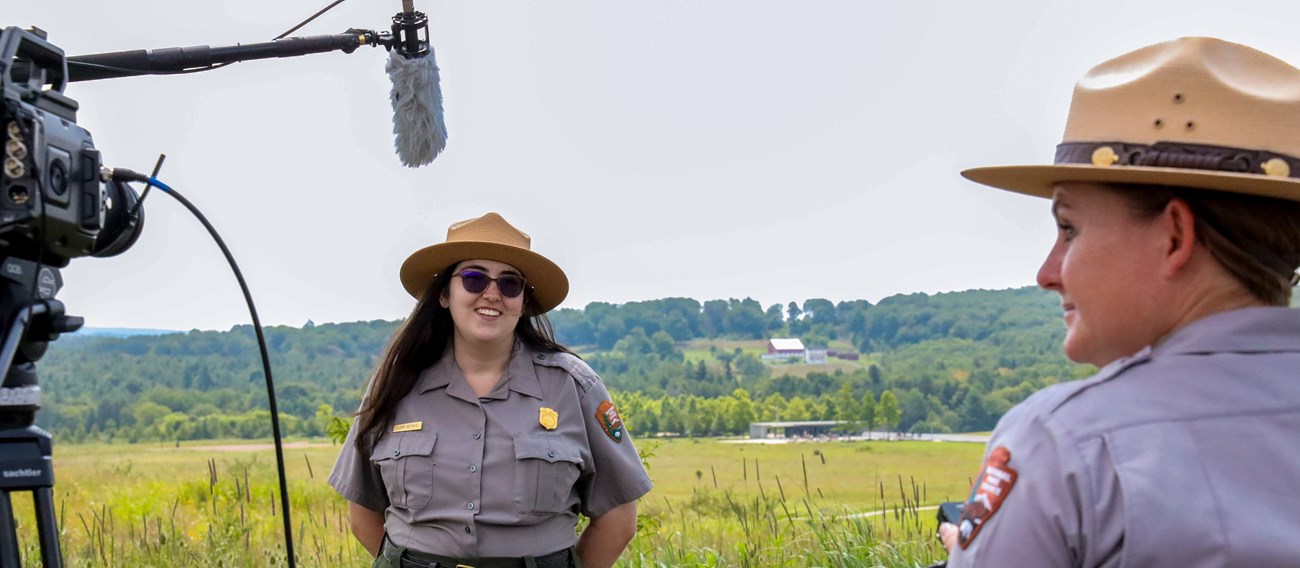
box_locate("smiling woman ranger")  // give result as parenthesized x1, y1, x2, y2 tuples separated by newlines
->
(329, 212, 652, 568)
(939, 38, 1300, 566)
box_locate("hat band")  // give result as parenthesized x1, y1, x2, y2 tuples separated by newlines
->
(1056, 141, 1300, 179)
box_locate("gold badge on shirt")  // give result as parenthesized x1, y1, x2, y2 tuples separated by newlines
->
(539, 407, 558, 430)
(392, 421, 423, 433)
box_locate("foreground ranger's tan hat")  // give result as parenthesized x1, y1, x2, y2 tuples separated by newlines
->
(963, 37, 1300, 202)
(400, 212, 569, 313)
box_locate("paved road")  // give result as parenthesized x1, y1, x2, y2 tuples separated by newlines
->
(791, 504, 941, 522)
(726, 431, 990, 444)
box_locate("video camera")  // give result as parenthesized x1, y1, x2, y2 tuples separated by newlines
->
(0, 25, 145, 433)
(0, 26, 143, 269)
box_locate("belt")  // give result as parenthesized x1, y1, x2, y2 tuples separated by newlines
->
(381, 535, 577, 568)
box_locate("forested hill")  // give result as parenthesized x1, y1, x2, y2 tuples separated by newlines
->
(33, 286, 1091, 442)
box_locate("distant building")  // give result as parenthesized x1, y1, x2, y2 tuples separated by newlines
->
(762, 338, 805, 360)
(804, 348, 828, 364)
(749, 420, 846, 439)
(767, 338, 804, 355)
(761, 338, 830, 364)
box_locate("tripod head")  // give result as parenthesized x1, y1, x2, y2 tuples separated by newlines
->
(0, 257, 80, 431)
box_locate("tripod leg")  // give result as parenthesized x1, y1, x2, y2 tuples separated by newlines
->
(32, 487, 61, 568)
(0, 490, 21, 568)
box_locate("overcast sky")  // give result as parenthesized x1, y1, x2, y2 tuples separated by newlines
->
(6, 1, 1300, 331)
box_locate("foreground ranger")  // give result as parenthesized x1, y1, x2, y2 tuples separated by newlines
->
(943, 37, 1300, 567)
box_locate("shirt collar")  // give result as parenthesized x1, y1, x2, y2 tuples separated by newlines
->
(415, 339, 544, 401)
(1073, 307, 1300, 386)
(1151, 306, 1300, 357)
(415, 342, 457, 394)
(504, 342, 544, 400)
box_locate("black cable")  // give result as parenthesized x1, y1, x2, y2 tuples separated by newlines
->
(113, 169, 297, 567)
(275, 0, 351, 39)
(65, 60, 225, 77)
(126, 155, 166, 220)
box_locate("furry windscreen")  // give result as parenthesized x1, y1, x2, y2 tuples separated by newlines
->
(387, 48, 448, 167)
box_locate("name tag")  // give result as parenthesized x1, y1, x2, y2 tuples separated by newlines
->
(393, 421, 423, 433)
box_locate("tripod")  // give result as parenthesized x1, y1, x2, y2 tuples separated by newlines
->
(0, 259, 82, 568)
(0, 424, 59, 568)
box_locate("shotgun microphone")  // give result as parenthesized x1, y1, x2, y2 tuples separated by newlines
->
(387, 1, 448, 167)
(51, 1, 449, 167)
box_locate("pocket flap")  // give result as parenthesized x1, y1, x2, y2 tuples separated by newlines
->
(513, 434, 582, 465)
(370, 432, 437, 463)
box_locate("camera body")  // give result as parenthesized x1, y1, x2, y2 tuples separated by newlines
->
(937, 500, 964, 525)
(0, 26, 140, 268)
(0, 27, 143, 427)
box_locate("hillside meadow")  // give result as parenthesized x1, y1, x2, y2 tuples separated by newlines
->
(8, 436, 985, 567)
(36, 288, 1089, 443)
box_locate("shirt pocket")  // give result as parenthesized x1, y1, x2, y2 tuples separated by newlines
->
(369, 432, 438, 510)
(512, 433, 584, 515)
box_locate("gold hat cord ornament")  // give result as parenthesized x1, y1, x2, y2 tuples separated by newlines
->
(1059, 141, 1300, 177)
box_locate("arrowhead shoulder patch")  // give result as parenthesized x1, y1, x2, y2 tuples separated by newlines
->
(957, 445, 1019, 549)
(595, 400, 625, 443)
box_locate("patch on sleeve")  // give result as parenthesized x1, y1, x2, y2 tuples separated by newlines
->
(594, 400, 625, 443)
(957, 445, 1019, 549)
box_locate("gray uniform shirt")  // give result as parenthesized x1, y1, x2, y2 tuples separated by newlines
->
(949, 307, 1300, 567)
(329, 341, 653, 557)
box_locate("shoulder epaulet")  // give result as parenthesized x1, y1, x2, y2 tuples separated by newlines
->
(1045, 346, 1153, 415)
(533, 351, 600, 392)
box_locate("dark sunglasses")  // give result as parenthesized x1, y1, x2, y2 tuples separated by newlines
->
(452, 270, 528, 298)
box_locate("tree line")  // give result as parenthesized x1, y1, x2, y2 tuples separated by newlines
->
(31, 286, 1088, 442)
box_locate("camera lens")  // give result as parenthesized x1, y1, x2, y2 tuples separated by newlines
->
(91, 179, 144, 258)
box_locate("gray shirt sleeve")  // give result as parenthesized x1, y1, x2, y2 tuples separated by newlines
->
(947, 396, 1087, 568)
(560, 357, 653, 518)
(328, 414, 390, 513)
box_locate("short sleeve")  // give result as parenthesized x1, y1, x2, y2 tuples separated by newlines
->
(328, 415, 390, 513)
(575, 376, 653, 518)
(947, 402, 1085, 568)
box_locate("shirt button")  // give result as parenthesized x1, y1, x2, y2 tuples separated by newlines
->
(393, 450, 400, 456)
(473, 432, 482, 440)
(536, 354, 546, 360)
(547, 450, 556, 459)
(464, 526, 471, 534)
(468, 465, 478, 473)
(467, 502, 475, 510)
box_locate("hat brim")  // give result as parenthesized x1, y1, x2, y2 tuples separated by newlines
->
(399, 242, 569, 314)
(962, 164, 1300, 202)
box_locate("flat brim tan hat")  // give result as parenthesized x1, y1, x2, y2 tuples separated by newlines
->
(399, 212, 569, 313)
(963, 37, 1300, 202)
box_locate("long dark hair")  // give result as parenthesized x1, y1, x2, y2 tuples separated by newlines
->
(353, 262, 571, 455)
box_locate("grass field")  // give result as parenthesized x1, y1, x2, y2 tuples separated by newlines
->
(8, 436, 985, 567)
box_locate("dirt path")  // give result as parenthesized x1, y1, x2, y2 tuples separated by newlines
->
(182, 441, 334, 452)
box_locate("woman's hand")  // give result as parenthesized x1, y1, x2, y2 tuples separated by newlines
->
(576, 501, 638, 568)
(938, 522, 959, 553)
(348, 501, 386, 557)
